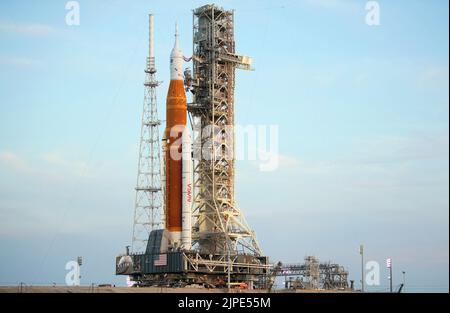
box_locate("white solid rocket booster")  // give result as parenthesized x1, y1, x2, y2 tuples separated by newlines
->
(161, 139, 167, 229)
(181, 129, 192, 249)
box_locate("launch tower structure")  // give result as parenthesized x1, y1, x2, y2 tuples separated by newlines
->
(118, 7, 269, 289)
(187, 4, 262, 260)
(131, 14, 163, 253)
(117, 5, 351, 290)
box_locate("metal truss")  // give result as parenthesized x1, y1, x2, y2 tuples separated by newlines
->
(273, 256, 350, 290)
(187, 4, 262, 258)
(131, 15, 163, 253)
(183, 252, 270, 274)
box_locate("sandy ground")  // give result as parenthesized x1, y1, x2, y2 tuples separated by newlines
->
(0, 286, 353, 293)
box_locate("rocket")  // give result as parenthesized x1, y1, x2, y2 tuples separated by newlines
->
(162, 24, 192, 249)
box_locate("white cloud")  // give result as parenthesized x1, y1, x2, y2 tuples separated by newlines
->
(0, 150, 92, 180)
(0, 151, 30, 173)
(249, 151, 300, 171)
(0, 20, 58, 37)
(419, 66, 449, 88)
(0, 56, 40, 68)
(41, 152, 89, 177)
(278, 154, 300, 168)
(311, 71, 336, 85)
(302, 0, 360, 11)
(353, 133, 450, 165)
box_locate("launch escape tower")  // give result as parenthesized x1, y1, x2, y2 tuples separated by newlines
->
(131, 14, 163, 253)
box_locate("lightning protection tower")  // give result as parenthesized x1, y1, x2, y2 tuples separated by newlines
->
(131, 14, 163, 253)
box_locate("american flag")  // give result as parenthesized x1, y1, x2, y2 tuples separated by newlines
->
(154, 254, 167, 267)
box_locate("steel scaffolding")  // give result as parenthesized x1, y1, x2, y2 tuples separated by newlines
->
(187, 4, 261, 259)
(272, 256, 350, 290)
(131, 14, 163, 253)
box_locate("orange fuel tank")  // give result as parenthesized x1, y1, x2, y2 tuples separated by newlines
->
(164, 25, 186, 244)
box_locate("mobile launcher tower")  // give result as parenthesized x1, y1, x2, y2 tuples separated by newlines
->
(116, 5, 270, 289)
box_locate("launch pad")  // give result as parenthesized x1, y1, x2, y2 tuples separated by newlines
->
(117, 229, 269, 289)
(117, 251, 268, 289)
(117, 4, 270, 289)
(116, 4, 350, 291)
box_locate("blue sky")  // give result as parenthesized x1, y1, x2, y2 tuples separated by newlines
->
(0, 0, 448, 292)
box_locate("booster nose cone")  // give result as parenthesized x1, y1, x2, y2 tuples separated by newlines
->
(170, 23, 184, 80)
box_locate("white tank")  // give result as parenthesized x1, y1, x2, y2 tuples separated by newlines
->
(161, 139, 167, 228)
(181, 127, 192, 250)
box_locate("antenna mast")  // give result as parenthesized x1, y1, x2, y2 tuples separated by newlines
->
(131, 14, 163, 253)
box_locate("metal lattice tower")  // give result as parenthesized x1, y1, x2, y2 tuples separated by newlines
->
(131, 14, 163, 253)
(188, 4, 261, 257)
(272, 256, 350, 290)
